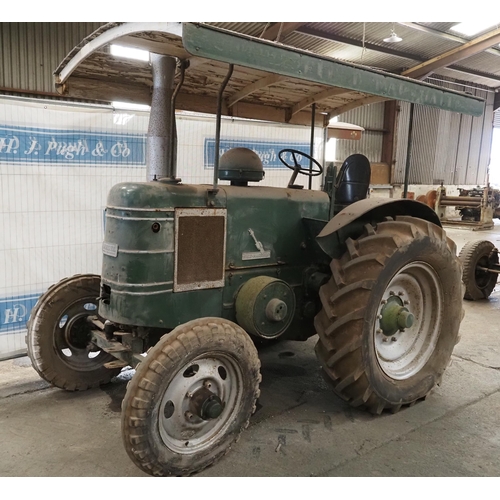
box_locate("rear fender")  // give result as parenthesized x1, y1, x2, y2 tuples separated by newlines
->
(316, 198, 441, 258)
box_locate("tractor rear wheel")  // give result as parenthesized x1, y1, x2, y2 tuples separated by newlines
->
(314, 216, 463, 414)
(27, 274, 121, 390)
(459, 240, 498, 300)
(121, 317, 261, 476)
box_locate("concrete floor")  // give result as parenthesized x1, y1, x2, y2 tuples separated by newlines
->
(1, 225, 500, 477)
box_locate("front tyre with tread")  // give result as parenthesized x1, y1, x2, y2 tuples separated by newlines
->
(121, 317, 261, 477)
(314, 216, 463, 414)
(26, 274, 120, 391)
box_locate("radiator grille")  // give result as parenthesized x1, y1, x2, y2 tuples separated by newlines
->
(174, 208, 226, 292)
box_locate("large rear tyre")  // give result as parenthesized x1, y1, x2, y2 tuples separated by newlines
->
(26, 274, 121, 390)
(121, 318, 261, 476)
(314, 216, 463, 414)
(459, 240, 498, 300)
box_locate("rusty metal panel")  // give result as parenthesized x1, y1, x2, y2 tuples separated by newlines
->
(174, 208, 227, 293)
(0, 22, 104, 94)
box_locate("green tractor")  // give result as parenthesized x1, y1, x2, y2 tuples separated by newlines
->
(26, 23, 483, 476)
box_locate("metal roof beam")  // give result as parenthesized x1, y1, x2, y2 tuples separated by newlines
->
(297, 25, 422, 60)
(402, 27, 500, 80)
(328, 96, 390, 118)
(398, 22, 500, 57)
(288, 87, 349, 119)
(260, 22, 307, 41)
(226, 74, 286, 108)
(296, 25, 500, 85)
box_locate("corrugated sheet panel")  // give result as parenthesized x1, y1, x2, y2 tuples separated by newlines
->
(0, 22, 104, 94)
(394, 82, 494, 185)
(477, 91, 495, 184)
(494, 110, 500, 128)
(335, 102, 385, 163)
(309, 22, 462, 62)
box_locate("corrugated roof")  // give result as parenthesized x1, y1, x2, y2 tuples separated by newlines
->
(205, 22, 500, 90)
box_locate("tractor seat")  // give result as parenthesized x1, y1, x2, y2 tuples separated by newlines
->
(335, 154, 371, 205)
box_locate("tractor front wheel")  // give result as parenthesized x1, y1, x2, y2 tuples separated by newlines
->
(314, 216, 463, 414)
(121, 317, 261, 476)
(26, 274, 121, 390)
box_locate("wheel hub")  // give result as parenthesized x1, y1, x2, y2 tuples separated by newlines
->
(158, 355, 242, 454)
(64, 315, 93, 349)
(190, 386, 224, 420)
(373, 262, 443, 380)
(379, 296, 415, 337)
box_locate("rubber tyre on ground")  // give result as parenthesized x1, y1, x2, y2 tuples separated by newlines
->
(27, 274, 121, 390)
(459, 240, 498, 300)
(121, 317, 261, 477)
(314, 216, 463, 414)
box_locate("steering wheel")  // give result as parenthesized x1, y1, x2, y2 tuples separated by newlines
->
(278, 149, 323, 188)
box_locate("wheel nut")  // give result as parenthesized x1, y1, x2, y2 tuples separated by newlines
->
(404, 300, 410, 305)
(382, 338, 389, 343)
(398, 291, 404, 296)
(389, 291, 395, 296)
(376, 329, 383, 334)
(381, 300, 387, 305)
(185, 411, 194, 420)
(378, 315, 383, 320)
(391, 336, 397, 342)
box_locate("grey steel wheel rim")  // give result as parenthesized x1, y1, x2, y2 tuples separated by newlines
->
(374, 261, 443, 380)
(49, 295, 107, 371)
(159, 352, 243, 454)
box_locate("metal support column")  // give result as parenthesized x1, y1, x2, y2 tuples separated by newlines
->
(403, 103, 415, 198)
(308, 103, 316, 190)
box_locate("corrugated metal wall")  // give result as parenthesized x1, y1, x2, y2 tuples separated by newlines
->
(494, 109, 500, 128)
(394, 81, 494, 185)
(0, 23, 104, 94)
(335, 102, 385, 163)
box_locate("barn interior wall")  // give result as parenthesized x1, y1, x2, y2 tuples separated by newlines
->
(0, 22, 105, 95)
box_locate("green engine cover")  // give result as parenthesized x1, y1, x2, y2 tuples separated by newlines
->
(98, 178, 331, 340)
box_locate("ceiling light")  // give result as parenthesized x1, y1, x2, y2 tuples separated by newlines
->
(383, 29, 402, 43)
(110, 44, 150, 62)
(450, 21, 500, 37)
(112, 101, 150, 112)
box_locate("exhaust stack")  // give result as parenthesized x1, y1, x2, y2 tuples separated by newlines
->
(146, 54, 177, 181)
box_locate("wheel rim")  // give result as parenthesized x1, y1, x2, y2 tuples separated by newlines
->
(159, 352, 243, 454)
(475, 253, 497, 290)
(51, 297, 109, 371)
(374, 262, 443, 380)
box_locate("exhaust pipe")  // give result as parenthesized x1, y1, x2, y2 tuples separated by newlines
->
(146, 54, 177, 181)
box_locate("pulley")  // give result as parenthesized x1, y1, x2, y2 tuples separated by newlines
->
(235, 276, 295, 339)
